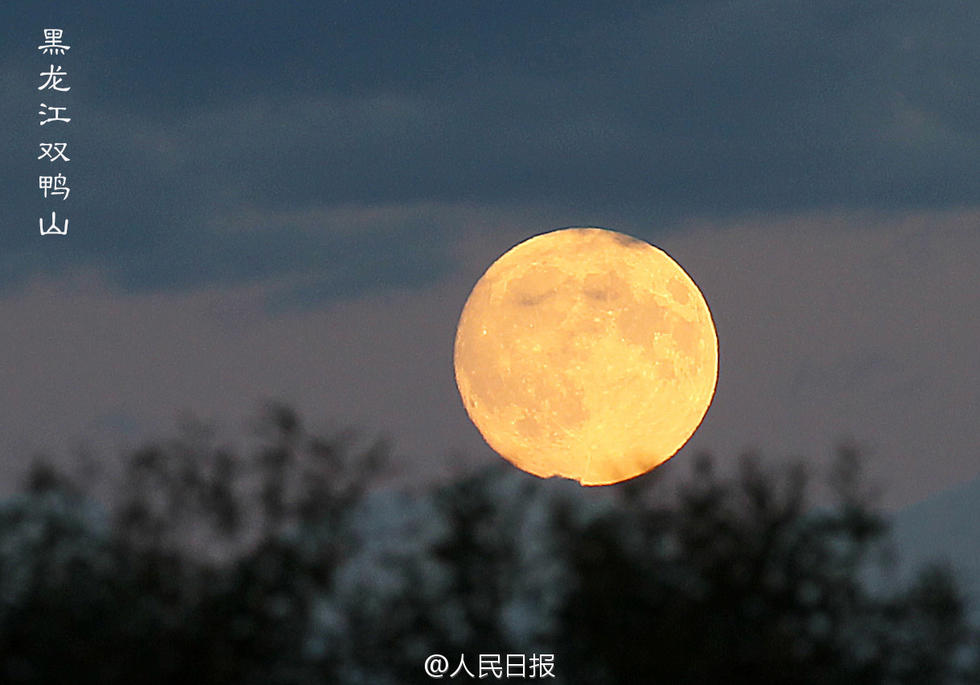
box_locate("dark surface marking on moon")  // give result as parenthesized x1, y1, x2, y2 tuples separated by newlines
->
(609, 232, 647, 249)
(517, 292, 556, 307)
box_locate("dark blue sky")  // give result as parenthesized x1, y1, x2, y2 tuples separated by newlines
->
(3, 0, 976, 299)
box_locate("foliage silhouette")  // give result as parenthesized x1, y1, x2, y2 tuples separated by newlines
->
(0, 407, 976, 684)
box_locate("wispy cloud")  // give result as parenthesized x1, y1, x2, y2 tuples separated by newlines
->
(1, 208, 977, 505)
(2, 1, 977, 295)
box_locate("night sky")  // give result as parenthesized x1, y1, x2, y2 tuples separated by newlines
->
(1, 1, 978, 508)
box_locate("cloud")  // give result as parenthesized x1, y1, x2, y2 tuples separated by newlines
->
(2, 2, 977, 509)
(1, 207, 977, 507)
(2, 0, 977, 295)
(665, 207, 980, 505)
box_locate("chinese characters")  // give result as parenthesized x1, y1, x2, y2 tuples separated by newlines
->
(38, 28, 70, 55)
(37, 28, 72, 236)
(423, 653, 556, 680)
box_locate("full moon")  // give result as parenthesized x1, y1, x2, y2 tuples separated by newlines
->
(453, 227, 718, 485)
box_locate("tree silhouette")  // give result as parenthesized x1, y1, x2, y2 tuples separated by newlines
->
(0, 408, 975, 684)
(554, 450, 978, 684)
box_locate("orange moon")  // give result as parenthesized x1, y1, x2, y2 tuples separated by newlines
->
(453, 227, 718, 485)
